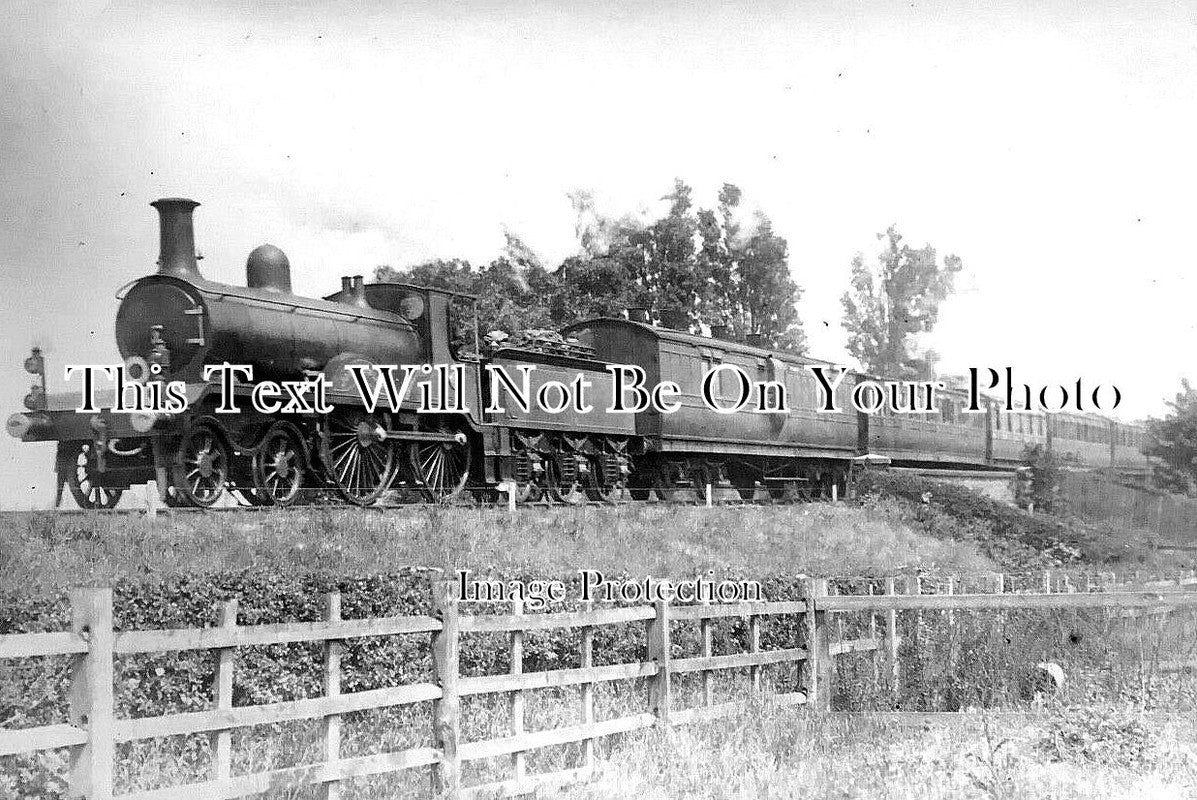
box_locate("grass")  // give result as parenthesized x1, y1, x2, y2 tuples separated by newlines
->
(565, 705, 1197, 800)
(0, 502, 999, 593)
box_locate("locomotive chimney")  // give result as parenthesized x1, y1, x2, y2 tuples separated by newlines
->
(246, 244, 293, 293)
(626, 307, 651, 324)
(335, 275, 371, 308)
(151, 198, 202, 280)
(351, 276, 371, 308)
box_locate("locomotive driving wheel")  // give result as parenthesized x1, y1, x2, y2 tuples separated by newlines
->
(252, 424, 306, 507)
(322, 409, 396, 506)
(60, 441, 123, 510)
(409, 426, 471, 502)
(171, 424, 230, 508)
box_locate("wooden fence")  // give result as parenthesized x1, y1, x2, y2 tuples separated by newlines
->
(2, 574, 1197, 799)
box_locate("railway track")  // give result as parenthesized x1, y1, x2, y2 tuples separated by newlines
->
(3, 486, 834, 516)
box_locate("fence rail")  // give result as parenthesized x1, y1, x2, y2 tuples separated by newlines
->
(2, 573, 1196, 799)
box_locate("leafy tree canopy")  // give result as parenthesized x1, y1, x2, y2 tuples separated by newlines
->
(1146, 380, 1197, 495)
(374, 180, 806, 352)
(841, 226, 962, 380)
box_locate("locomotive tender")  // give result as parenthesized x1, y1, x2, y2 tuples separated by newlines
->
(6, 198, 1153, 508)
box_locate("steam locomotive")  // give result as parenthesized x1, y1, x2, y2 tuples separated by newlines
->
(6, 198, 1153, 509)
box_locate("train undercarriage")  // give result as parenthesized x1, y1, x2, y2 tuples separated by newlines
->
(51, 411, 854, 510)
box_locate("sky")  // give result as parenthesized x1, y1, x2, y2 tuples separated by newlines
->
(1, 0, 1194, 508)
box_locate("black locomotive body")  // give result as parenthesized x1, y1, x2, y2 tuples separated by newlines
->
(6, 198, 1153, 509)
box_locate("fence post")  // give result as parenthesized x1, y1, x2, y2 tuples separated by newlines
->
(212, 599, 238, 783)
(885, 576, 899, 696)
(700, 599, 713, 706)
(803, 578, 831, 712)
(905, 575, 922, 661)
(832, 581, 845, 646)
(1042, 570, 1052, 594)
(431, 580, 461, 799)
(748, 612, 761, 693)
(867, 583, 879, 693)
(580, 600, 595, 772)
(646, 599, 672, 723)
(510, 598, 526, 782)
(68, 588, 114, 800)
(945, 576, 956, 627)
(321, 593, 342, 800)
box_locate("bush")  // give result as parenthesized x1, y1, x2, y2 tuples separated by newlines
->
(852, 469, 1083, 567)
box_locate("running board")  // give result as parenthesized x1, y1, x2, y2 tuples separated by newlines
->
(383, 430, 467, 445)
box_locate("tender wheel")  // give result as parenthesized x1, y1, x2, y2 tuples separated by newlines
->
(410, 426, 471, 502)
(253, 425, 306, 507)
(586, 457, 624, 504)
(171, 425, 230, 508)
(322, 410, 396, 506)
(545, 454, 587, 505)
(628, 469, 653, 501)
(61, 441, 123, 509)
(510, 449, 543, 504)
(628, 462, 668, 501)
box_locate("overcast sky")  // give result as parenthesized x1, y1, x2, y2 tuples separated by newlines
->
(1, 0, 1194, 508)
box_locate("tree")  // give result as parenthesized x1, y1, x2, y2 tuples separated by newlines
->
(1145, 380, 1197, 495)
(566, 180, 805, 351)
(374, 227, 563, 338)
(473, 257, 555, 336)
(735, 213, 805, 352)
(1017, 443, 1066, 514)
(376, 180, 807, 350)
(551, 254, 635, 323)
(697, 184, 740, 334)
(375, 258, 474, 293)
(637, 180, 702, 330)
(841, 226, 962, 379)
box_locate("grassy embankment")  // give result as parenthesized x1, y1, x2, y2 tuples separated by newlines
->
(2, 491, 1196, 798)
(0, 500, 1000, 593)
